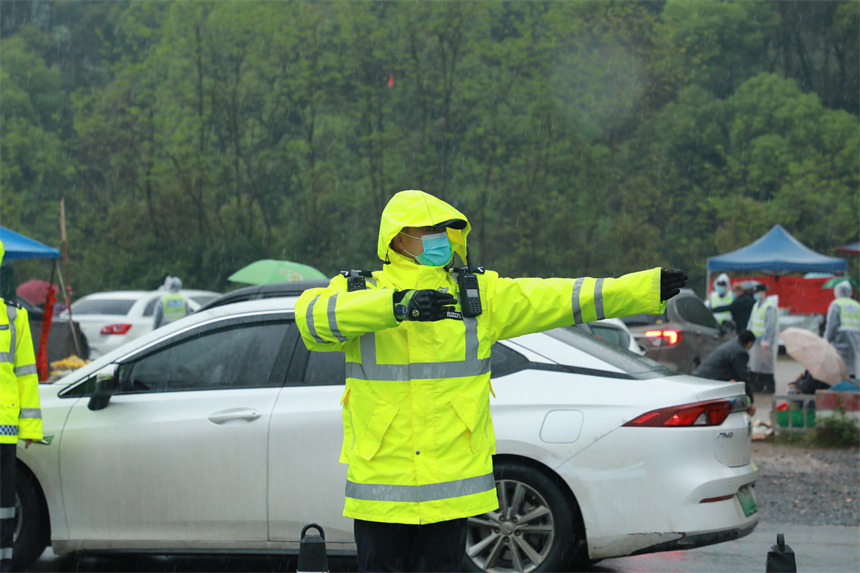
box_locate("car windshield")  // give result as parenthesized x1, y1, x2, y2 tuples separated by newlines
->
(548, 326, 677, 379)
(71, 298, 136, 316)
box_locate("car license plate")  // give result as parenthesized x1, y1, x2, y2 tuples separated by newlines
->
(737, 485, 758, 517)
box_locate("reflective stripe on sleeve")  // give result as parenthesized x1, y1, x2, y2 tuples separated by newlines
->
(347, 317, 489, 381)
(571, 278, 584, 324)
(0, 507, 15, 519)
(15, 364, 37, 377)
(5, 306, 16, 356)
(345, 472, 495, 503)
(19, 408, 41, 419)
(305, 295, 327, 344)
(0, 547, 13, 559)
(326, 295, 347, 342)
(0, 352, 12, 364)
(594, 278, 605, 320)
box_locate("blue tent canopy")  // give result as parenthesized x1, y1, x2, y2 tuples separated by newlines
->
(0, 227, 60, 261)
(707, 225, 847, 273)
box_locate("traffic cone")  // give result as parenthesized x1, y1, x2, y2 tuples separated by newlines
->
(297, 523, 329, 573)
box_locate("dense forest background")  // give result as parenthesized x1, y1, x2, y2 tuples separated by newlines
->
(1, 0, 858, 297)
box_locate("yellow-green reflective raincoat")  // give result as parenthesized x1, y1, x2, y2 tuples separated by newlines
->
(296, 190, 666, 525)
(0, 241, 43, 445)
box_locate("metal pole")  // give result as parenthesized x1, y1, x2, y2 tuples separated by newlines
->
(60, 199, 81, 356)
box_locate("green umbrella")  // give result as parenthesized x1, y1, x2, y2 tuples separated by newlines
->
(821, 276, 859, 289)
(228, 259, 328, 285)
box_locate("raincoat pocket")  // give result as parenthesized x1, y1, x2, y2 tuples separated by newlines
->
(357, 398, 400, 461)
(451, 393, 483, 453)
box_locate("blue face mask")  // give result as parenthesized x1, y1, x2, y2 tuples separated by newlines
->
(754, 292, 763, 302)
(403, 231, 453, 267)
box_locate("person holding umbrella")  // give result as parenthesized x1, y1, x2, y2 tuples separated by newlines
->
(824, 280, 859, 379)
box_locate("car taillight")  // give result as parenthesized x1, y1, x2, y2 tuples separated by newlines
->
(643, 329, 682, 346)
(623, 399, 741, 427)
(100, 324, 132, 335)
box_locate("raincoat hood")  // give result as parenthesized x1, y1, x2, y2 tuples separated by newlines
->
(715, 273, 730, 287)
(378, 190, 471, 265)
(835, 281, 853, 298)
(0, 240, 4, 268)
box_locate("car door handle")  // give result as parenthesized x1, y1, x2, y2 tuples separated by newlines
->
(208, 408, 262, 424)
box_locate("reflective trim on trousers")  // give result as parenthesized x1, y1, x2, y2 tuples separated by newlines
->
(19, 408, 41, 419)
(0, 547, 12, 560)
(15, 364, 37, 377)
(0, 507, 14, 519)
(346, 317, 489, 381)
(345, 472, 495, 503)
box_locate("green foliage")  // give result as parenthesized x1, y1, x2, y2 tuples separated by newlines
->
(816, 408, 860, 448)
(0, 1, 857, 297)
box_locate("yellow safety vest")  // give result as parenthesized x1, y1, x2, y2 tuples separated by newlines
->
(708, 291, 734, 323)
(749, 298, 777, 338)
(834, 298, 860, 332)
(0, 299, 43, 444)
(161, 293, 188, 324)
(295, 190, 667, 525)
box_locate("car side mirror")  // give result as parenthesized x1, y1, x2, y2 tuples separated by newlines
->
(88, 367, 119, 411)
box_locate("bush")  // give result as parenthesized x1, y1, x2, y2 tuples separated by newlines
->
(815, 408, 860, 448)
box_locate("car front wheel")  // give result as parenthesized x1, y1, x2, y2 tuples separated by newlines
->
(464, 461, 584, 573)
(13, 470, 49, 572)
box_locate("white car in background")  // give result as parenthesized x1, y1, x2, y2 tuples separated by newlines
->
(61, 289, 220, 358)
(16, 297, 758, 573)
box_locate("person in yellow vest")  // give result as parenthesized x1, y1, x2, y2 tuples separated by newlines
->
(747, 283, 779, 394)
(824, 280, 859, 379)
(0, 241, 43, 573)
(295, 190, 688, 572)
(153, 276, 188, 329)
(706, 273, 734, 327)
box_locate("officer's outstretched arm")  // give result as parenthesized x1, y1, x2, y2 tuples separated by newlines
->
(493, 267, 668, 341)
(296, 277, 399, 351)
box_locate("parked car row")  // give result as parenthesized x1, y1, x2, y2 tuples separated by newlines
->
(13, 285, 758, 572)
(61, 289, 221, 358)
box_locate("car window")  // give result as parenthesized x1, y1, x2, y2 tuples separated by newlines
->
(72, 298, 136, 315)
(302, 351, 346, 386)
(490, 342, 530, 378)
(116, 320, 295, 393)
(675, 296, 719, 329)
(588, 324, 630, 350)
(545, 327, 676, 379)
(618, 311, 668, 326)
(189, 294, 219, 307)
(143, 296, 161, 316)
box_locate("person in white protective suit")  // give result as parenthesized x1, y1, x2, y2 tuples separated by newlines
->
(824, 281, 859, 379)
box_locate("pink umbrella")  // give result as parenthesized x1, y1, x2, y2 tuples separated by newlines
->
(16, 279, 57, 307)
(780, 327, 849, 385)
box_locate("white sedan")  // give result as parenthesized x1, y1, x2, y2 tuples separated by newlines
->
(61, 289, 220, 358)
(15, 297, 758, 572)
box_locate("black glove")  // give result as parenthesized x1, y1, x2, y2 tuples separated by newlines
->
(393, 289, 456, 321)
(660, 268, 688, 301)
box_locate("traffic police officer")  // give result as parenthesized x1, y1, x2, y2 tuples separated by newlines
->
(824, 280, 859, 378)
(0, 240, 43, 572)
(747, 283, 779, 393)
(296, 190, 687, 572)
(153, 276, 188, 329)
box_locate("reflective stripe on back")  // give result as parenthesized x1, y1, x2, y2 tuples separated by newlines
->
(345, 472, 495, 503)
